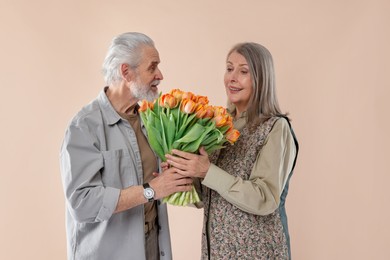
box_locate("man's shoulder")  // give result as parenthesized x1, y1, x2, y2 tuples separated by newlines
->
(70, 98, 103, 129)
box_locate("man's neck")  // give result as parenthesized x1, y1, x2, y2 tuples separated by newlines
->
(106, 82, 138, 115)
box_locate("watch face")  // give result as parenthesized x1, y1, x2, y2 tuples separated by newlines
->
(144, 188, 154, 199)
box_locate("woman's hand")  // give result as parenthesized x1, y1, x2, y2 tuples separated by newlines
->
(165, 147, 211, 178)
(160, 161, 169, 172)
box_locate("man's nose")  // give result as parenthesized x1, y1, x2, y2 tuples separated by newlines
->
(156, 68, 163, 80)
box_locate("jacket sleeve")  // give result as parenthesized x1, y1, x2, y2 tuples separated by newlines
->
(201, 118, 296, 215)
(60, 123, 120, 223)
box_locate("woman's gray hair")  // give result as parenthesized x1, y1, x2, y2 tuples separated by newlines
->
(227, 42, 288, 125)
(102, 32, 155, 85)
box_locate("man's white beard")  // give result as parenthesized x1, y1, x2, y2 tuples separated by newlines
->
(130, 79, 159, 102)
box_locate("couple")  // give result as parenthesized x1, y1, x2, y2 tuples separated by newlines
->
(60, 32, 299, 260)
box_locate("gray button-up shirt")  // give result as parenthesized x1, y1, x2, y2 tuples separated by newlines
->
(60, 87, 172, 260)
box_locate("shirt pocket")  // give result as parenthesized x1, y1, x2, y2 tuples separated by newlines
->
(101, 149, 137, 188)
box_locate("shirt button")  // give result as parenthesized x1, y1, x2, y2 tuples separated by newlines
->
(160, 251, 165, 256)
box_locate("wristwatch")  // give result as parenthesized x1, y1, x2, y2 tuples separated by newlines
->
(143, 183, 155, 202)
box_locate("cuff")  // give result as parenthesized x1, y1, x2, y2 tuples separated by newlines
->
(96, 187, 120, 222)
(201, 164, 235, 195)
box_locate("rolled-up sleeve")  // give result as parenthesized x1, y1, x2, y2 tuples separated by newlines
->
(202, 118, 296, 216)
(60, 123, 120, 223)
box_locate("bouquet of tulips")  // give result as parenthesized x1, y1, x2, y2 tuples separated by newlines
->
(139, 89, 240, 206)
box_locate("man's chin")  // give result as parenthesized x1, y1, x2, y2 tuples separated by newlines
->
(143, 90, 159, 102)
(151, 87, 159, 96)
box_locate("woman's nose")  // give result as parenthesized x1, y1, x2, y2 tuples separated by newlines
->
(228, 70, 238, 82)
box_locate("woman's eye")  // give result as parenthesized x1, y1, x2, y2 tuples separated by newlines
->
(241, 70, 248, 74)
(226, 67, 233, 72)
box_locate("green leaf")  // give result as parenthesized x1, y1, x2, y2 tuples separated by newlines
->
(200, 132, 217, 146)
(162, 187, 200, 206)
(192, 186, 200, 202)
(175, 113, 188, 138)
(197, 118, 212, 126)
(170, 107, 179, 124)
(175, 106, 182, 130)
(154, 96, 161, 117)
(147, 125, 165, 160)
(181, 124, 215, 153)
(205, 144, 226, 154)
(174, 123, 205, 144)
(159, 113, 169, 154)
(166, 113, 176, 150)
(176, 113, 198, 138)
(146, 110, 157, 128)
(218, 124, 231, 134)
(181, 140, 200, 153)
(139, 111, 147, 126)
(201, 128, 224, 146)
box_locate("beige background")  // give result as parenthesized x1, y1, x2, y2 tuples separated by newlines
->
(1, 0, 389, 259)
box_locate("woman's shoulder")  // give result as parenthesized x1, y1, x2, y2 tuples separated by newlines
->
(274, 116, 290, 127)
(266, 117, 293, 138)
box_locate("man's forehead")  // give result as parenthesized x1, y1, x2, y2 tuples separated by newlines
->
(140, 46, 160, 64)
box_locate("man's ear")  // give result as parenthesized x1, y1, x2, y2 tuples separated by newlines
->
(120, 64, 135, 82)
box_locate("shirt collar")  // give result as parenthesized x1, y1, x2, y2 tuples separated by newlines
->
(232, 110, 247, 131)
(98, 87, 122, 126)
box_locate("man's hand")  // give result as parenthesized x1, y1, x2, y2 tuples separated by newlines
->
(149, 167, 193, 200)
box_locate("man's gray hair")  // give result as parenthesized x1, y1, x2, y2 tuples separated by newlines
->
(102, 32, 155, 85)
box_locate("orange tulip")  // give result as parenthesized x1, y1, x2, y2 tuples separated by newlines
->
(195, 95, 209, 105)
(225, 117, 234, 129)
(213, 106, 227, 116)
(169, 89, 184, 101)
(213, 114, 229, 127)
(180, 98, 197, 114)
(226, 128, 240, 144)
(159, 93, 178, 108)
(213, 106, 234, 128)
(194, 104, 205, 118)
(182, 91, 196, 101)
(194, 104, 209, 118)
(203, 105, 214, 119)
(139, 100, 151, 112)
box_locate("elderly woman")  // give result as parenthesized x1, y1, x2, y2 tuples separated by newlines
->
(165, 42, 299, 259)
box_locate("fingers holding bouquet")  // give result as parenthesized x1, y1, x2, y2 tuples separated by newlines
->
(165, 147, 210, 179)
(160, 161, 170, 172)
(150, 167, 193, 200)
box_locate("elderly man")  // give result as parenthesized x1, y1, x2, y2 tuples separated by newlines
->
(60, 32, 192, 260)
